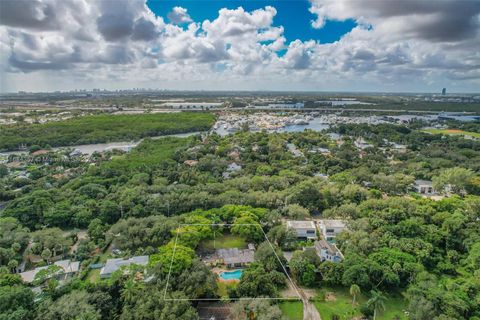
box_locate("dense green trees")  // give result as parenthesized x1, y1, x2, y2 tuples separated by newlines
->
(149, 243, 194, 275)
(0, 112, 215, 151)
(0, 123, 478, 319)
(0, 284, 34, 320)
(267, 225, 297, 250)
(231, 299, 287, 320)
(289, 249, 319, 287)
(120, 289, 197, 320)
(433, 167, 476, 195)
(235, 263, 286, 298)
(0, 218, 29, 268)
(31, 228, 72, 258)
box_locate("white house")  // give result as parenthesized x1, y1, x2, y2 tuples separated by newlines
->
(222, 162, 242, 179)
(413, 180, 436, 194)
(315, 240, 343, 263)
(286, 221, 317, 239)
(318, 220, 346, 242)
(100, 256, 149, 278)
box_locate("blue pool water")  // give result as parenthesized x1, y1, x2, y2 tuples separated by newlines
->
(220, 270, 243, 280)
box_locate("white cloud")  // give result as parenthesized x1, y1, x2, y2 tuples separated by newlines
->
(0, 0, 479, 92)
(167, 7, 192, 25)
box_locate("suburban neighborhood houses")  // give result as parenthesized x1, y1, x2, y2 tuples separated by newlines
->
(285, 219, 347, 263)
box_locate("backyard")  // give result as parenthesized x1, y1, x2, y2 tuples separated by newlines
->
(217, 281, 237, 298)
(313, 287, 408, 320)
(199, 233, 247, 251)
(279, 301, 303, 320)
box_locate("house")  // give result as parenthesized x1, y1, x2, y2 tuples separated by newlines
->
(318, 220, 346, 242)
(286, 143, 304, 157)
(286, 220, 317, 239)
(309, 147, 331, 156)
(19, 259, 80, 284)
(100, 256, 149, 278)
(222, 162, 242, 179)
(315, 240, 343, 263)
(216, 244, 255, 268)
(391, 143, 407, 153)
(354, 138, 373, 150)
(314, 173, 329, 179)
(413, 180, 436, 195)
(197, 302, 232, 320)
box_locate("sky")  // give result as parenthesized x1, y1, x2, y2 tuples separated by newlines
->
(0, 0, 479, 93)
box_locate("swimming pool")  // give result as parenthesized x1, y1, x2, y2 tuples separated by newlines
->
(219, 269, 243, 280)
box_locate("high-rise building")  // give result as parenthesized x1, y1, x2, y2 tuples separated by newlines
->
(442, 88, 446, 95)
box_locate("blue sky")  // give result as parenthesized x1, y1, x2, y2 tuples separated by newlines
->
(1, 0, 479, 92)
(147, 0, 356, 43)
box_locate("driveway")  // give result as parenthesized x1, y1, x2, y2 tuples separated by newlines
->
(299, 287, 321, 320)
(285, 281, 321, 320)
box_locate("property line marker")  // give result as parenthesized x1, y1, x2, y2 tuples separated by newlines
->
(162, 223, 302, 301)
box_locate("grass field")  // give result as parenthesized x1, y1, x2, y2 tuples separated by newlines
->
(200, 233, 247, 251)
(86, 269, 100, 283)
(279, 301, 303, 320)
(422, 128, 480, 139)
(217, 281, 237, 298)
(313, 287, 408, 320)
(0, 112, 215, 151)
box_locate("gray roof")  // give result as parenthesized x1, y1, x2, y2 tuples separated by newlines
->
(315, 240, 341, 256)
(415, 180, 433, 186)
(100, 256, 148, 276)
(287, 220, 316, 229)
(217, 248, 254, 265)
(19, 259, 80, 283)
(319, 219, 346, 229)
(55, 260, 80, 273)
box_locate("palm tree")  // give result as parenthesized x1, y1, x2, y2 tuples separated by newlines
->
(349, 284, 361, 306)
(121, 279, 143, 304)
(367, 290, 387, 320)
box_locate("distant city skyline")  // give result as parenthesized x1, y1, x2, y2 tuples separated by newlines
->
(0, 0, 479, 93)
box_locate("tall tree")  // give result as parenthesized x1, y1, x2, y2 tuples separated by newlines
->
(367, 290, 387, 320)
(350, 284, 361, 306)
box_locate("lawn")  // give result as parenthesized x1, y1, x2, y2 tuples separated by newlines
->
(87, 269, 100, 283)
(200, 233, 247, 251)
(279, 301, 303, 320)
(422, 128, 480, 139)
(217, 281, 237, 298)
(313, 286, 408, 320)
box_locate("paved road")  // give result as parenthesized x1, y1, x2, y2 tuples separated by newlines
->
(286, 281, 321, 320)
(299, 288, 321, 320)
